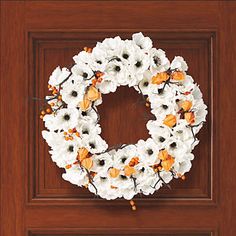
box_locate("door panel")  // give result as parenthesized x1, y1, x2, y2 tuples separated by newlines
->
(29, 32, 213, 205)
(1, 1, 236, 236)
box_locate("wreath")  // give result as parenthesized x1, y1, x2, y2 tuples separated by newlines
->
(41, 33, 207, 208)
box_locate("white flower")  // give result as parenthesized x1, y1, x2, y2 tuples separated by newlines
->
(55, 108, 80, 131)
(105, 60, 128, 86)
(149, 48, 170, 74)
(98, 36, 123, 57)
(60, 80, 85, 108)
(49, 139, 81, 167)
(137, 138, 160, 165)
(90, 153, 113, 173)
(164, 137, 188, 159)
(62, 166, 89, 187)
(71, 63, 94, 84)
(132, 32, 152, 51)
(82, 135, 108, 154)
(43, 114, 59, 131)
(146, 120, 171, 148)
(90, 47, 108, 71)
(150, 98, 176, 119)
(136, 70, 153, 95)
(77, 120, 101, 137)
(48, 66, 70, 87)
(173, 159, 192, 175)
(96, 76, 118, 94)
(73, 50, 93, 65)
(129, 50, 149, 78)
(113, 145, 137, 169)
(170, 56, 188, 71)
(79, 107, 98, 123)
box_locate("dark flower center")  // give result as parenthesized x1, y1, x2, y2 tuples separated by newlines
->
(71, 91, 78, 97)
(147, 149, 153, 155)
(100, 176, 107, 180)
(170, 142, 177, 148)
(98, 160, 105, 166)
(64, 114, 70, 121)
(158, 88, 164, 94)
(121, 157, 127, 163)
(82, 72, 88, 78)
(135, 61, 142, 68)
(122, 53, 129, 59)
(143, 81, 149, 87)
(96, 60, 102, 64)
(89, 142, 96, 149)
(159, 137, 165, 142)
(140, 167, 145, 172)
(82, 129, 89, 134)
(162, 104, 168, 110)
(68, 145, 74, 152)
(114, 66, 121, 72)
(120, 175, 127, 180)
(81, 111, 87, 116)
(153, 56, 161, 66)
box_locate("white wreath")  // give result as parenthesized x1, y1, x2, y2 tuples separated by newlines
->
(41, 33, 207, 200)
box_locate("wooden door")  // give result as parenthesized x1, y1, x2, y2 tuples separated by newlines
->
(1, 1, 236, 236)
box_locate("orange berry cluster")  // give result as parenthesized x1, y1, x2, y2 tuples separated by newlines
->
(130, 200, 137, 211)
(40, 108, 51, 119)
(83, 47, 93, 53)
(64, 128, 80, 141)
(92, 71, 104, 86)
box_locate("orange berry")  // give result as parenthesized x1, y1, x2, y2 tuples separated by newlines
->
(65, 137, 70, 141)
(130, 200, 135, 206)
(40, 115, 44, 119)
(58, 95, 62, 100)
(41, 110, 46, 115)
(75, 132, 80, 137)
(145, 103, 150, 107)
(50, 102, 55, 107)
(46, 108, 51, 113)
(65, 164, 72, 169)
(68, 129, 73, 134)
(181, 175, 186, 180)
(132, 205, 137, 211)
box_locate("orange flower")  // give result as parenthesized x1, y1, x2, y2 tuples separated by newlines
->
(87, 85, 101, 101)
(158, 149, 175, 171)
(161, 156, 175, 171)
(77, 147, 89, 162)
(109, 168, 120, 178)
(163, 114, 176, 127)
(158, 149, 169, 161)
(172, 71, 185, 81)
(81, 157, 93, 170)
(124, 165, 136, 177)
(181, 100, 192, 111)
(184, 112, 195, 124)
(151, 72, 169, 85)
(79, 95, 91, 111)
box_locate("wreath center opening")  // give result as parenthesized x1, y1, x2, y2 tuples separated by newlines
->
(98, 86, 152, 147)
